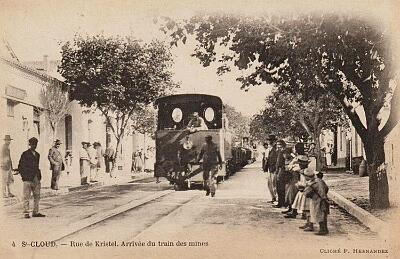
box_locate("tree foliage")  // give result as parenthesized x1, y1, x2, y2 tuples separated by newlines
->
(224, 103, 250, 142)
(130, 105, 156, 138)
(40, 80, 71, 141)
(160, 13, 398, 208)
(251, 90, 348, 169)
(59, 34, 178, 161)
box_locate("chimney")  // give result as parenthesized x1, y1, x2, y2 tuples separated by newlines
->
(43, 55, 49, 72)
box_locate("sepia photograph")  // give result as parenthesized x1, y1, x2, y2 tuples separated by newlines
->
(0, 0, 399, 258)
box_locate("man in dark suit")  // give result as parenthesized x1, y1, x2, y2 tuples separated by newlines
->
(48, 139, 63, 190)
(265, 135, 278, 203)
(273, 139, 287, 208)
(18, 137, 45, 218)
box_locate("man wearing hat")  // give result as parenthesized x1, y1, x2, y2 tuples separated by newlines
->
(274, 139, 288, 208)
(187, 112, 208, 132)
(18, 137, 45, 218)
(79, 141, 91, 185)
(264, 134, 278, 203)
(48, 139, 64, 190)
(2, 135, 15, 198)
(197, 135, 223, 197)
(89, 142, 99, 182)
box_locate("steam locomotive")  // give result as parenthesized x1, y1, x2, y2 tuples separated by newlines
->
(154, 94, 253, 191)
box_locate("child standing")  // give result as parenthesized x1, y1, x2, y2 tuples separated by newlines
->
(306, 171, 330, 235)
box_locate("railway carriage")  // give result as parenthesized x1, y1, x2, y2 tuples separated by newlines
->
(154, 94, 250, 191)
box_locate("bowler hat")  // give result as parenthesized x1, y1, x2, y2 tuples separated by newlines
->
(302, 168, 315, 177)
(266, 134, 277, 140)
(4, 135, 13, 141)
(29, 137, 38, 145)
(205, 135, 212, 139)
(54, 139, 62, 145)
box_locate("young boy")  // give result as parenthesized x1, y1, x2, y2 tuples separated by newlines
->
(306, 171, 330, 235)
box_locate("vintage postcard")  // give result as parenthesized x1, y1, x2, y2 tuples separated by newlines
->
(1, 0, 399, 258)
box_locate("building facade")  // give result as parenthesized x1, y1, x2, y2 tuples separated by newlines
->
(1, 44, 155, 187)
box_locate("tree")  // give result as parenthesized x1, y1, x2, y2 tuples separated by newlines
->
(250, 94, 307, 142)
(224, 103, 250, 142)
(252, 90, 347, 170)
(160, 13, 398, 208)
(40, 80, 71, 141)
(59, 35, 178, 165)
(130, 105, 156, 137)
(249, 113, 270, 142)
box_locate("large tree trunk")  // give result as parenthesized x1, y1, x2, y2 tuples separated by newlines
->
(113, 137, 122, 172)
(313, 132, 323, 171)
(362, 133, 390, 209)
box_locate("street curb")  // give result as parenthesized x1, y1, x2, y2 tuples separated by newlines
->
(328, 190, 386, 233)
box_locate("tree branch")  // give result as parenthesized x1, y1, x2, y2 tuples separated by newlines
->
(337, 97, 368, 138)
(99, 108, 118, 139)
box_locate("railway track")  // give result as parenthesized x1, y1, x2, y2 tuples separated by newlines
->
(53, 189, 202, 242)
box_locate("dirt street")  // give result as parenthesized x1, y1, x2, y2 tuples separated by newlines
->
(1, 162, 395, 259)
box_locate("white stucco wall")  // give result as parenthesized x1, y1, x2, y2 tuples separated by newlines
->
(384, 123, 400, 206)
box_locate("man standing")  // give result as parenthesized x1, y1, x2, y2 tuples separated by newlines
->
(273, 139, 287, 208)
(18, 137, 45, 218)
(2, 135, 15, 198)
(79, 142, 90, 185)
(104, 145, 115, 175)
(265, 134, 278, 203)
(89, 142, 99, 182)
(197, 135, 222, 197)
(48, 139, 63, 190)
(261, 142, 269, 172)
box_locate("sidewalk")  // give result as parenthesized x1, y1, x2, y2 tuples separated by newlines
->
(1, 170, 154, 207)
(324, 169, 398, 232)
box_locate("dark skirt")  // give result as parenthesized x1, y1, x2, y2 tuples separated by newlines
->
(285, 171, 300, 205)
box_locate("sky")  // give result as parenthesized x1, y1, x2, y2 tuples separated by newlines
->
(0, 0, 397, 116)
(0, 0, 277, 116)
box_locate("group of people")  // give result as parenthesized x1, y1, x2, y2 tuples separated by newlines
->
(48, 139, 113, 187)
(1, 135, 120, 219)
(262, 134, 330, 235)
(79, 141, 116, 185)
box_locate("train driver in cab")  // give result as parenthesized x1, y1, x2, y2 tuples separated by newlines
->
(187, 112, 208, 132)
